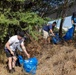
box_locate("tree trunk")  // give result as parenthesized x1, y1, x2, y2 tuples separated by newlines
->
(59, 18, 64, 38)
(59, 0, 68, 38)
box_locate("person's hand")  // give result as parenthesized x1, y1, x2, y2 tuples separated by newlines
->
(10, 51, 14, 55)
(26, 53, 30, 58)
(52, 34, 55, 37)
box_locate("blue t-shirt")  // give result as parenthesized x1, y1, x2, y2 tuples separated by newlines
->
(71, 16, 76, 23)
(43, 24, 52, 32)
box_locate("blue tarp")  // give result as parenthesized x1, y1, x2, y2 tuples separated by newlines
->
(52, 33, 61, 44)
(18, 55, 24, 65)
(18, 55, 38, 75)
(52, 26, 74, 44)
(23, 57, 38, 75)
(63, 26, 74, 41)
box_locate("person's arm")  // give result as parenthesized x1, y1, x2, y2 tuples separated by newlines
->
(50, 29, 55, 36)
(5, 42, 14, 55)
(72, 20, 76, 25)
(49, 25, 55, 36)
(71, 20, 74, 25)
(21, 42, 30, 58)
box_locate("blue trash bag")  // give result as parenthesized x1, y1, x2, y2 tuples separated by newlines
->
(52, 33, 60, 44)
(18, 55, 24, 65)
(63, 26, 74, 41)
(23, 57, 38, 75)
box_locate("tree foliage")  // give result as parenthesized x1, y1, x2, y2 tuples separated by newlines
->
(0, 0, 75, 42)
(0, 0, 51, 42)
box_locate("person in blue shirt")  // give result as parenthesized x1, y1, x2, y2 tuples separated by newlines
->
(71, 12, 76, 36)
(42, 21, 56, 44)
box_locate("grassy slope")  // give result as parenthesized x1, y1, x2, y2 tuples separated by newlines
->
(0, 41, 76, 75)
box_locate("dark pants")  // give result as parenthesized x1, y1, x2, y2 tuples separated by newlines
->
(4, 48, 16, 57)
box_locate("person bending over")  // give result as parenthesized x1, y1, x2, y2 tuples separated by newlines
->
(42, 21, 56, 44)
(4, 31, 30, 73)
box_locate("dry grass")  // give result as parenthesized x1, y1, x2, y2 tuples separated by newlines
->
(0, 41, 76, 75)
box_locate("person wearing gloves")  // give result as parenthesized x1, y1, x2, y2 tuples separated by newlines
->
(42, 21, 56, 44)
(4, 31, 30, 73)
(71, 12, 76, 36)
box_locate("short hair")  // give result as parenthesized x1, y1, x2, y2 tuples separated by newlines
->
(53, 21, 56, 24)
(17, 31, 24, 37)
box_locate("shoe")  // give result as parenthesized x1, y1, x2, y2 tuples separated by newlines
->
(9, 69, 13, 73)
(12, 68, 15, 72)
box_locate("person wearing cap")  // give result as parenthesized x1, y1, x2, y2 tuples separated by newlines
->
(4, 31, 30, 73)
(42, 21, 56, 44)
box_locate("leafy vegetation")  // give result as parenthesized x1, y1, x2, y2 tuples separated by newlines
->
(0, 0, 75, 42)
(0, 0, 51, 42)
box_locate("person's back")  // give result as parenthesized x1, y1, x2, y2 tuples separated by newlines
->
(43, 24, 52, 32)
(43, 25, 49, 32)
